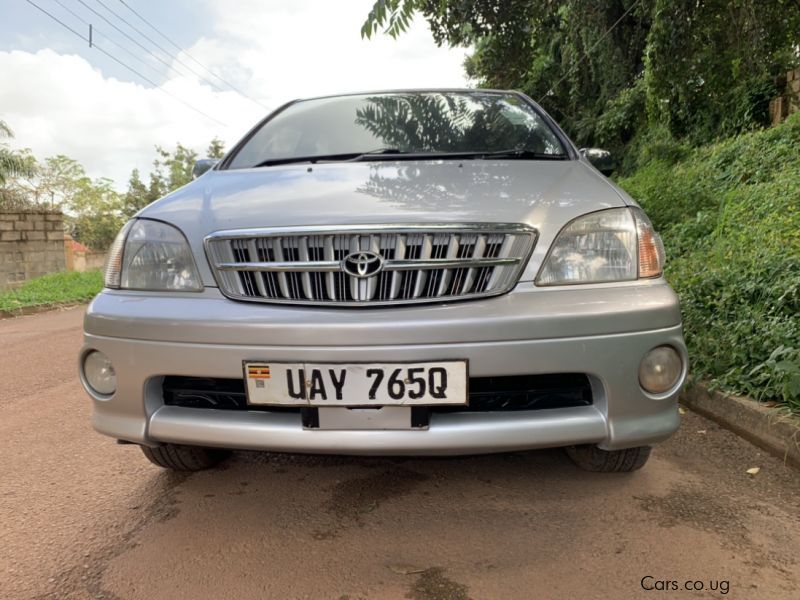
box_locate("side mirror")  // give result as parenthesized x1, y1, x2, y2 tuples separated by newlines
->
(580, 148, 616, 176)
(192, 158, 218, 179)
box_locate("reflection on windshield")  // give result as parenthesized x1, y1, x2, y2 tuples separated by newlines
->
(354, 161, 570, 214)
(354, 94, 563, 155)
(227, 92, 566, 168)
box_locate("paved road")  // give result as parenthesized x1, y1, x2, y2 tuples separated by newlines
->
(1, 306, 799, 600)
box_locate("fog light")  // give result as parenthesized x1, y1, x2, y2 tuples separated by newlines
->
(639, 346, 682, 394)
(83, 350, 117, 395)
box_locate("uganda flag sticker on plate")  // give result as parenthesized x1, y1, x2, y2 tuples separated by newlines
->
(247, 363, 271, 382)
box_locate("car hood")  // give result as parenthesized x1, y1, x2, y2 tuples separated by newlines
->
(140, 159, 630, 285)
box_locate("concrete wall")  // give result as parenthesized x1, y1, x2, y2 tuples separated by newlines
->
(64, 234, 106, 273)
(0, 211, 66, 291)
(77, 252, 106, 272)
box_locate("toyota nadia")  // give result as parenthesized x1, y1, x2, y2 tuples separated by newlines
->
(80, 90, 687, 472)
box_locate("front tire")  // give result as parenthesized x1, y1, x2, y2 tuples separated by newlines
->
(140, 443, 231, 471)
(565, 445, 651, 472)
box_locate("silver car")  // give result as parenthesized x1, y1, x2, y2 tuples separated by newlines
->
(79, 90, 687, 472)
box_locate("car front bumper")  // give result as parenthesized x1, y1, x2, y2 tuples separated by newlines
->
(81, 281, 687, 455)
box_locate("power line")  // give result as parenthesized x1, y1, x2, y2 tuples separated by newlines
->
(91, 0, 227, 93)
(538, 0, 643, 103)
(114, 0, 270, 110)
(24, 0, 228, 127)
(74, 0, 194, 82)
(50, 0, 167, 81)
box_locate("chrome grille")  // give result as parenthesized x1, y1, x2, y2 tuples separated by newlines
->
(205, 224, 537, 306)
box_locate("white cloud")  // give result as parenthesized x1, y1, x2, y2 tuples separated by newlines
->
(0, 1, 468, 188)
(0, 48, 258, 185)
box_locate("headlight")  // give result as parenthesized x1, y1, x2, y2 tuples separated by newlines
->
(104, 219, 203, 291)
(536, 207, 665, 285)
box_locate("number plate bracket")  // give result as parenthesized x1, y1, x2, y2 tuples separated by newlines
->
(302, 407, 430, 429)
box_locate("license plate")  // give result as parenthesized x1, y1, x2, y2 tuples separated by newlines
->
(243, 360, 468, 407)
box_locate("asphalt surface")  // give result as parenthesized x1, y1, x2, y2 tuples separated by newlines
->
(1, 306, 799, 600)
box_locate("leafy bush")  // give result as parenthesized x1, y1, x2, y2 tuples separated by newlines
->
(619, 124, 692, 175)
(618, 114, 800, 412)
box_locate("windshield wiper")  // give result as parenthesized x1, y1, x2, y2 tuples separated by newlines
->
(251, 148, 567, 168)
(349, 147, 406, 159)
(474, 148, 568, 160)
(252, 153, 365, 168)
(352, 148, 569, 161)
(251, 148, 407, 168)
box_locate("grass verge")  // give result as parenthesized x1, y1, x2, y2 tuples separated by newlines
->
(0, 270, 103, 314)
(618, 114, 800, 413)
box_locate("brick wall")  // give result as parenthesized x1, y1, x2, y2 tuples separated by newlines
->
(0, 211, 66, 291)
(769, 67, 800, 126)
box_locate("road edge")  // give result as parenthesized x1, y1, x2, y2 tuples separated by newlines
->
(681, 382, 800, 468)
(0, 301, 84, 320)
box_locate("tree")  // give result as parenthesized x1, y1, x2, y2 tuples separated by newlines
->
(122, 139, 225, 216)
(121, 168, 155, 217)
(361, 1, 652, 149)
(3, 133, 226, 245)
(2, 153, 88, 211)
(0, 120, 35, 187)
(69, 177, 125, 250)
(154, 143, 198, 192)
(20, 155, 86, 208)
(207, 137, 226, 159)
(1, 149, 125, 248)
(643, 0, 797, 141)
(361, 1, 800, 156)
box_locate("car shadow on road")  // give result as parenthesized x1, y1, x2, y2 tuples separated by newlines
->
(172, 447, 640, 540)
(97, 448, 653, 598)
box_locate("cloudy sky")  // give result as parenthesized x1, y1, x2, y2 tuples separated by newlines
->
(0, 0, 470, 187)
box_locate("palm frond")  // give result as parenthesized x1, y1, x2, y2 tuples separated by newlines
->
(0, 149, 34, 186)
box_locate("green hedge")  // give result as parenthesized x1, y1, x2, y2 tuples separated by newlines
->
(618, 114, 800, 412)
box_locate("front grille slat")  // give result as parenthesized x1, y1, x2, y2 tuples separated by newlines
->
(436, 234, 459, 296)
(486, 233, 515, 292)
(298, 236, 313, 300)
(389, 234, 405, 300)
(461, 234, 485, 294)
(206, 224, 536, 307)
(412, 234, 433, 299)
(246, 239, 268, 297)
(324, 235, 337, 301)
(272, 238, 289, 298)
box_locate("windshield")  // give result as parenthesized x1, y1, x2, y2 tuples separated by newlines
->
(226, 91, 568, 168)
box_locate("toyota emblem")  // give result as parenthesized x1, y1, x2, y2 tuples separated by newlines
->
(342, 251, 384, 278)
